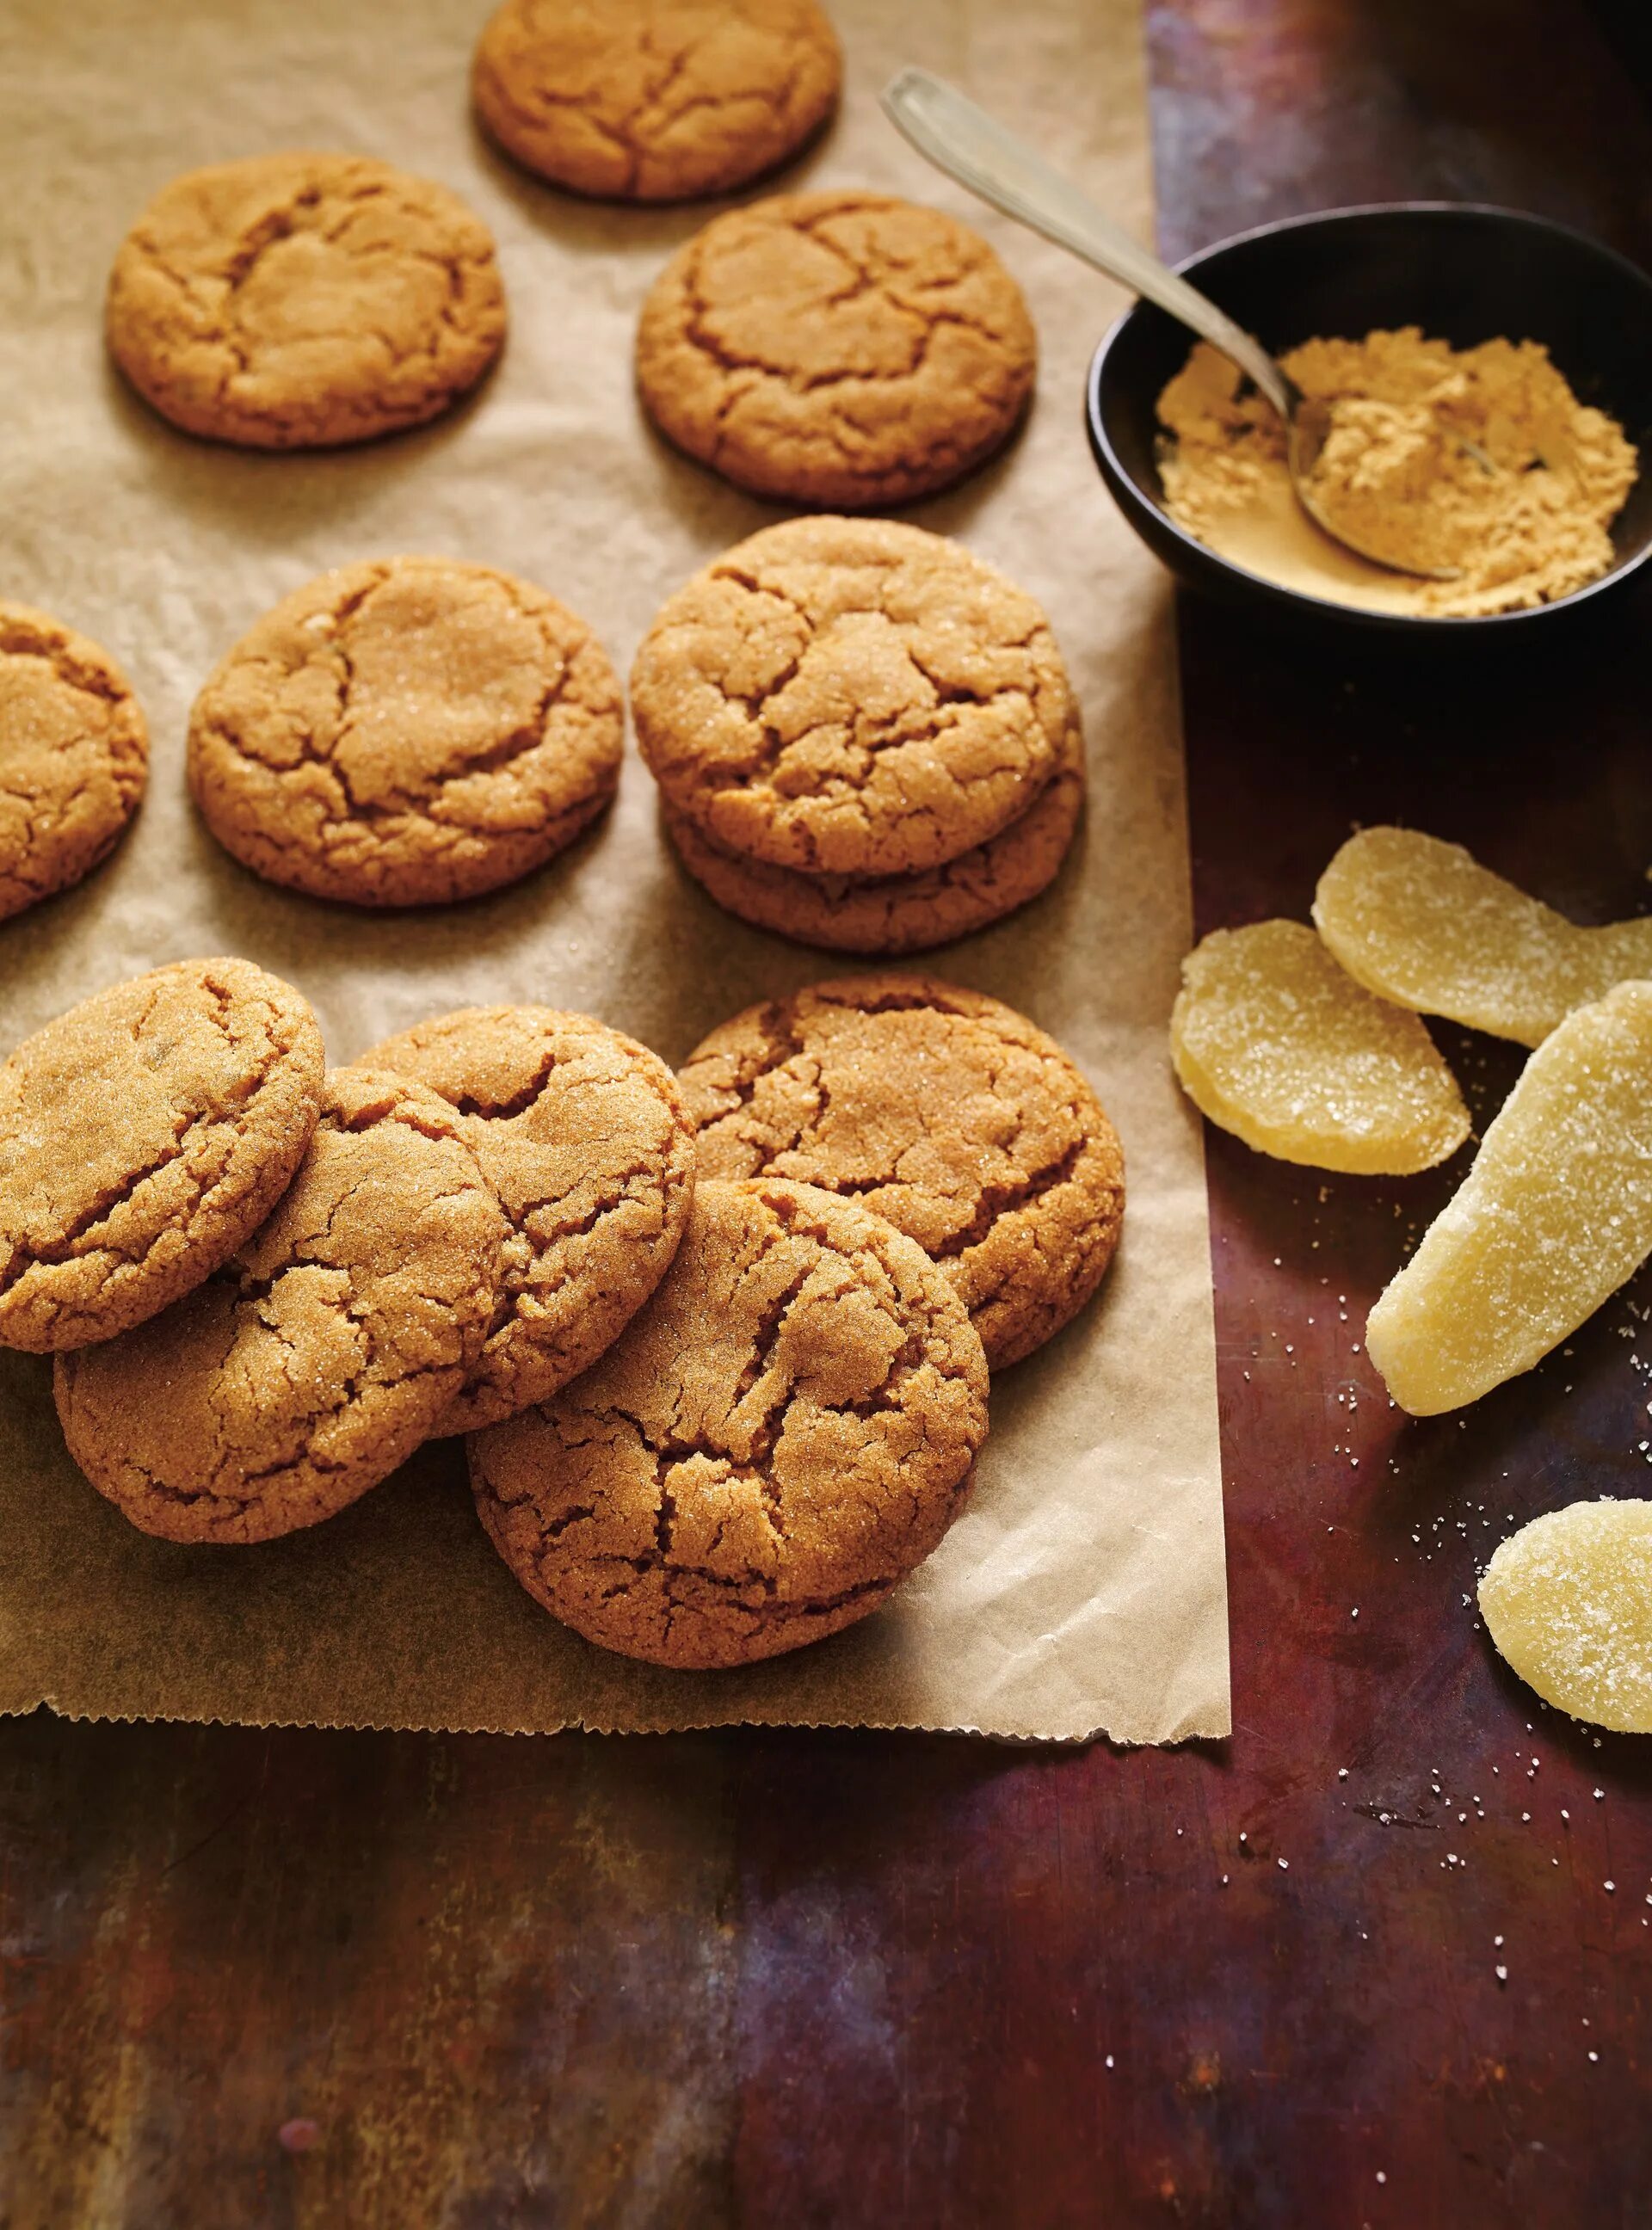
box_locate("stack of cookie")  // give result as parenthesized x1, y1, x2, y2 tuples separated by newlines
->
(3, 961, 1123, 1672)
(632, 517, 1086, 954)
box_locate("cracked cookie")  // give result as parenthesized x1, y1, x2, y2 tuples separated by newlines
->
(631, 516, 1071, 879)
(0, 602, 148, 922)
(661, 709, 1084, 952)
(55, 1066, 509, 1543)
(106, 152, 506, 449)
(474, 0, 841, 202)
(468, 1175, 989, 1667)
(188, 557, 624, 908)
(634, 188, 1036, 505)
(0, 958, 324, 1353)
(680, 976, 1125, 1367)
(362, 1005, 697, 1431)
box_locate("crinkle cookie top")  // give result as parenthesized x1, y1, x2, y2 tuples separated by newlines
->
(0, 601, 148, 922)
(188, 557, 623, 908)
(469, 1175, 989, 1667)
(361, 1004, 697, 1430)
(105, 152, 506, 448)
(631, 516, 1071, 879)
(473, 0, 841, 201)
(54, 1066, 509, 1543)
(680, 975, 1124, 1366)
(0, 958, 324, 1352)
(635, 190, 1036, 506)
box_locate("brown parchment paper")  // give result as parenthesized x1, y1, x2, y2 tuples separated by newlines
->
(0, 0, 1229, 1743)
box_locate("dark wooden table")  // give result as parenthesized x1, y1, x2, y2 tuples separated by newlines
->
(5, 4, 1651, 2224)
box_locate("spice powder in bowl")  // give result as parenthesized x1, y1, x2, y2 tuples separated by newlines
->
(1156, 328, 1638, 618)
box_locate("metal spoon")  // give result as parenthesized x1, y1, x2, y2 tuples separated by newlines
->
(881, 67, 1464, 582)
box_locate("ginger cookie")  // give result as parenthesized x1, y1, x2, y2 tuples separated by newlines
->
(188, 557, 624, 908)
(0, 602, 148, 921)
(0, 958, 324, 1353)
(106, 152, 506, 449)
(361, 1005, 697, 1431)
(634, 189, 1036, 506)
(662, 711, 1084, 953)
(474, 0, 841, 203)
(469, 1175, 989, 1668)
(680, 976, 1124, 1367)
(631, 516, 1071, 880)
(55, 1067, 509, 1544)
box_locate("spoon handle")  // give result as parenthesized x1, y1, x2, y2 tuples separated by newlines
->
(881, 67, 1291, 419)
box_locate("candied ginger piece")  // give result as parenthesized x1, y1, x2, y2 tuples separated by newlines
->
(1169, 919, 1470, 1174)
(1315, 826, 1652, 1047)
(1366, 979, 1652, 1414)
(1479, 1499, 1652, 1734)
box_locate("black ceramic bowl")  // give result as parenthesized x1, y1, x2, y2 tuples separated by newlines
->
(1086, 203, 1652, 637)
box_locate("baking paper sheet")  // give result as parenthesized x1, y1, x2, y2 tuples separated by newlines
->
(0, 0, 1229, 1742)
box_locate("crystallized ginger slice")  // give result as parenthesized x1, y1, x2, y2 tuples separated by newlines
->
(1366, 979, 1652, 1414)
(1315, 826, 1652, 1047)
(1479, 1500, 1652, 1733)
(1169, 919, 1470, 1174)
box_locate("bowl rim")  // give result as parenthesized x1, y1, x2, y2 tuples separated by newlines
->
(1085, 200, 1652, 632)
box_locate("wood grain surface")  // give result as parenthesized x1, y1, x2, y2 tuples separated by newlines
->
(3, 3, 1651, 2224)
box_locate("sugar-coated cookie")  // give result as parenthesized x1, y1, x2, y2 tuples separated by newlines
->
(474, 0, 841, 202)
(107, 153, 506, 448)
(362, 1005, 697, 1431)
(188, 557, 623, 908)
(680, 976, 1124, 1366)
(0, 603, 148, 921)
(55, 1067, 509, 1542)
(0, 958, 324, 1352)
(635, 190, 1035, 506)
(631, 516, 1071, 879)
(468, 1176, 989, 1666)
(661, 712, 1084, 952)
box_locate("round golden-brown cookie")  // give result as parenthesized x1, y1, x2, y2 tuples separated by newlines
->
(469, 1175, 989, 1666)
(361, 1004, 697, 1431)
(106, 152, 506, 449)
(473, 0, 841, 202)
(188, 557, 624, 908)
(662, 712, 1084, 952)
(0, 958, 324, 1353)
(55, 1066, 509, 1543)
(631, 516, 1071, 879)
(634, 189, 1036, 506)
(0, 603, 148, 921)
(680, 976, 1124, 1367)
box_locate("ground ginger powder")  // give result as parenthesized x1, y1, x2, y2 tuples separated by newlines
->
(1156, 328, 1637, 618)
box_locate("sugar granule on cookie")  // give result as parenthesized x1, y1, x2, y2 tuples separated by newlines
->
(188, 557, 624, 908)
(631, 516, 1071, 880)
(361, 1005, 697, 1431)
(680, 976, 1124, 1367)
(106, 152, 506, 450)
(661, 712, 1084, 953)
(0, 603, 149, 922)
(469, 1176, 989, 1667)
(474, 0, 841, 203)
(0, 958, 324, 1353)
(55, 1067, 509, 1543)
(635, 190, 1036, 507)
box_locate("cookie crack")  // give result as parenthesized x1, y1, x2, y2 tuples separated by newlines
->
(929, 1137, 1088, 1260)
(0, 992, 293, 1305)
